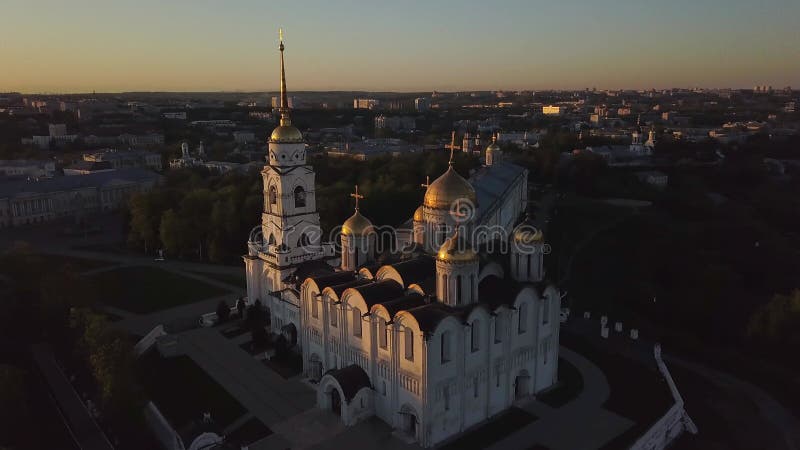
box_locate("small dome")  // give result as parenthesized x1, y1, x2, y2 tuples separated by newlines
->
(413, 205, 424, 222)
(513, 226, 543, 244)
(342, 210, 375, 236)
(423, 166, 477, 210)
(270, 124, 304, 143)
(437, 230, 478, 263)
(485, 137, 501, 154)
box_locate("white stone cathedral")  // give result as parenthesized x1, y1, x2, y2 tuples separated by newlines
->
(244, 38, 560, 448)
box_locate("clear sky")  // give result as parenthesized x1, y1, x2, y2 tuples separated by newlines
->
(1, 0, 799, 93)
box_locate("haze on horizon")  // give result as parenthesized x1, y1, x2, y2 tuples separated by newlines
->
(2, 0, 799, 94)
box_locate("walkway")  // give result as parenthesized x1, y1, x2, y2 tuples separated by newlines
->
(488, 347, 633, 450)
(31, 344, 114, 450)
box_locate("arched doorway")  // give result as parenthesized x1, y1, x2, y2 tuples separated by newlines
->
(331, 388, 342, 416)
(398, 404, 418, 441)
(514, 370, 531, 400)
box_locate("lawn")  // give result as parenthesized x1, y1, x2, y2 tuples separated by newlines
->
(536, 358, 584, 408)
(438, 407, 537, 450)
(138, 352, 246, 431)
(91, 266, 229, 314)
(188, 270, 246, 288)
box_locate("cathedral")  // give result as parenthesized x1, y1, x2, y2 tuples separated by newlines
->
(244, 37, 560, 447)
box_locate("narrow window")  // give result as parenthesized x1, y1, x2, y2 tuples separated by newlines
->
(543, 297, 550, 325)
(440, 331, 451, 364)
(405, 327, 414, 361)
(470, 274, 475, 302)
(294, 186, 306, 208)
(473, 377, 479, 398)
(330, 302, 337, 327)
(494, 315, 503, 343)
(443, 385, 450, 411)
(379, 319, 388, 349)
(352, 307, 362, 337)
(518, 303, 527, 334)
(442, 274, 448, 300)
(382, 381, 387, 396)
(269, 185, 277, 206)
(311, 295, 318, 318)
(471, 320, 480, 352)
(456, 275, 462, 305)
(527, 254, 532, 278)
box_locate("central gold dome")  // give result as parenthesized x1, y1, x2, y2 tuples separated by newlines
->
(270, 124, 304, 143)
(342, 210, 375, 236)
(423, 166, 477, 210)
(437, 230, 478, 263)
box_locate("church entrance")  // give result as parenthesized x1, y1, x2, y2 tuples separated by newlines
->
(331, 388, 341, 416)
(398, 405, 418, 441)
(514, 370, 530, 400)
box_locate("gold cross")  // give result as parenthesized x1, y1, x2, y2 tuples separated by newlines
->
(444, 130, 461, 165)
(350, 185, 364, 210)
(420, 175, 430, 190)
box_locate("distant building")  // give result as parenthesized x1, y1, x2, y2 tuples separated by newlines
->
(117, 133, 165, 147)
(542, 105, 565, 115)
(0, 160, 56, 178)
(636, 170, 668, 189)
(233, 131, 257, 144)
(353, 98, 380, 110)
(63, 161, 116, 176)
(162, 111, 187, 120)
(83, 149, 162, 171)
(49, 123, 67, 137)
(326, 138, 422, 161)
(272, 96, 297, 109)
(414, 97, 430, 112)
(0, 168, 160, 227)
(374, 115, 416, 132)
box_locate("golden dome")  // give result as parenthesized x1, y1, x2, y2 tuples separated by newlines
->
(423, 166, 477, 210)
(437, 230, 478, 263)
(413, 205, 424, 222)
(270, 124, 304, 143)
(513, 226, 543, 244)
(342, 210, 375, 236)
(486, 141, 501, 154)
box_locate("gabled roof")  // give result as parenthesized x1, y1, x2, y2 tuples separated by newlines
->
(349, 279, 404, 308)
(389, 255, 435, 286)
(328, 279, 372, 298)
(309, 271, 356, 291)
(376, 293, 426, 317)
(324, 365, 371, 403)
(403, 302, 462, 333)
(478, 275, 524, 309)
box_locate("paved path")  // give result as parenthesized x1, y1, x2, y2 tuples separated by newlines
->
(666, 355, 800, 450)
(488, 347, 634, 450)
(31, 344, 114, 450)
(177, 327, 316, 427)
(115, 294, 239, 336)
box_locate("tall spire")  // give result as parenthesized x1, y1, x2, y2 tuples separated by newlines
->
(278, 28, 291, 126)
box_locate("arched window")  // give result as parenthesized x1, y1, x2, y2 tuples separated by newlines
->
(330, 302, 337, 327)
(269, 185, 277, 207)
(494, 314, 503, 343)
(294, 186, 306, 208)
(456, 275, 462, 305)
(404, 327, 414, 361)
(297, 233, 310, 247)
(311, 294, 318, 318)
(518, 303, 528, 334)
(379, 319, 388, 349)
(441, 330, 451, 364)
(471, 320, 480, 352)
(527, 254, 532, 278)
(352, 307, 362, 337)
(470, 274, 475, 302)
(543, 297, 550, 325)
(268, 233, 276, 246)
(441, 274, 448, 300)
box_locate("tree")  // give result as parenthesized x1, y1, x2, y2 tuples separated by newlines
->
(0, 365, 28, 443)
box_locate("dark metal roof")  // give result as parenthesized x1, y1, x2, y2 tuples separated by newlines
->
(403, 302, 461, 333)
(325, 364, 371, 403)
(350, 279, 404, 308)
(291, 260, 336, 284)
(478, 275, 523, 309)
(389, 255, 435, 287)
(375, 293, 426, 317)
(309, 271, 357, 290)
(328, 278, 372, 297)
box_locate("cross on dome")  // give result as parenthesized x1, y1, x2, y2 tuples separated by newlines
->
(350, 185, 364, 210)
(420, 175, 431, 190)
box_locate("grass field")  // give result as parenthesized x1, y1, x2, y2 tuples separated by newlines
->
(188, 270, 246, 288)
(138, 352, 245, 430)
(91, 266, 229, 313)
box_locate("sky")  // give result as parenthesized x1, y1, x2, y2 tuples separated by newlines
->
(1, 0, 799, 93)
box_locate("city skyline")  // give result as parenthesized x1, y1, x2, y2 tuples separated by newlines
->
(2, 0, 800, 93)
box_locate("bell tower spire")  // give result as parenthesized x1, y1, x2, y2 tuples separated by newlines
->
(278, 28, 291, 127)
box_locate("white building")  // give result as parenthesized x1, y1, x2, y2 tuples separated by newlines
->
(0, 160, 56, 178)
(354, 98, 380, 110)
(244, 41, 559, 448)
(542, 105, 565, 116)
(83, 149, 162, 171)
